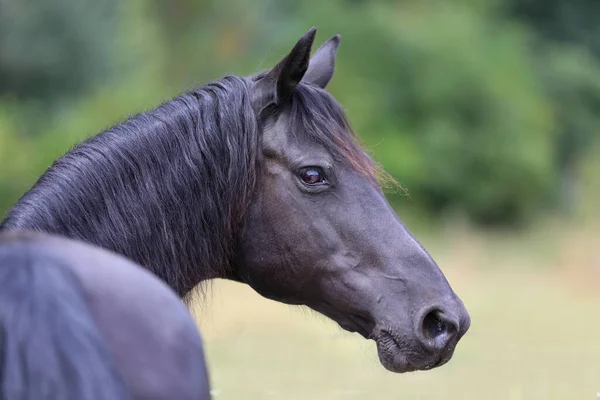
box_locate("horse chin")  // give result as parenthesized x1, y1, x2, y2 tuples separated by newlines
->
(373, 330, 451, 373)
(376, 347, 415, 373)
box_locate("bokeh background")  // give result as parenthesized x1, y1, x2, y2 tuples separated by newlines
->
(1, 0, 599, 398)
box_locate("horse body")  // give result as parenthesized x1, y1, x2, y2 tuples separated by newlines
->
(1, 28, 470, 373)
(0, 232, 210, 399)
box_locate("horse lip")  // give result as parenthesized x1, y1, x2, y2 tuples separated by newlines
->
(374, 330, 416, 372)
(374, 329, 450, 373)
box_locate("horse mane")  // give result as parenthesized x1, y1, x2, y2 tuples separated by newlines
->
(0, 240, 130, 399)
(1, 76, 259, 297)
(0, 74, 387, 298)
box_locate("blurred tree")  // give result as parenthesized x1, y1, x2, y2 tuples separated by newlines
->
(145, 0, 283, 88)
(0, 107, 35, 215)
(0, 0, 119, 105)
(1, 0, 597, 226)
(263, 0, 554, 224)
(505, 0, 600, 211)
(507, 0, 600, 58)
(537, 48, 600, 211)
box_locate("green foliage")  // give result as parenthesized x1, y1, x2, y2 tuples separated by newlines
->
(507, 0, 600, 58)
(0, 104, 35, 215)
(505, 0, 600, 210)
(1, 0, 599, 226)
(0, 0, 119, 104)
(539, 46, 600, 175)
(263, 1, 555, 224)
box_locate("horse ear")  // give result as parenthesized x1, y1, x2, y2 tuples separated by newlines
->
(252, 27, 317, 113)
(303, 34, 341, 89)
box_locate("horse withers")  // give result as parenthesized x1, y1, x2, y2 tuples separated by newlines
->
(1, 28, 470, 373)
(0, 232, 210, 399)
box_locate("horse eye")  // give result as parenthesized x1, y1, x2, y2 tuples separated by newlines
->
(300, 168, 326, 185)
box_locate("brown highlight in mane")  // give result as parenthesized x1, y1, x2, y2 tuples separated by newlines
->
(289, 83, 403, 194)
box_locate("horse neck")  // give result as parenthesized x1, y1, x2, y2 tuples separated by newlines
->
(1, 78, 259, 297)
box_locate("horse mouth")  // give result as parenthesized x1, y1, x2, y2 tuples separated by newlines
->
(344, 313, 375, 339)
(374, 330, 451, 373)
(311, 302, 457, 373)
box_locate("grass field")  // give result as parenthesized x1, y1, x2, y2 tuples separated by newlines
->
(192, 221, 600, 399)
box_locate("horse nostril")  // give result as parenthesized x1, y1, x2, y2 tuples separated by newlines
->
(420, 309, 459, 350)
(423, 312, 447, 339)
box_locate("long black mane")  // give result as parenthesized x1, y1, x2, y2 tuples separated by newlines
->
(1, 76, 259, 296)
(0, 75, 378, 297)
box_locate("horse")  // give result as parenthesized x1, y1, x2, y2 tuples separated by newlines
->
(0, 231, 210, 399)
(1, 27, 470, 373)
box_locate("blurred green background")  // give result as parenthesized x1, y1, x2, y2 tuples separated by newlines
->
(1, 0, 599, 398)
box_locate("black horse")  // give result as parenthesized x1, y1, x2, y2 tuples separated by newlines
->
(1, 28, 470, 373)
(0, 231, 210, 399)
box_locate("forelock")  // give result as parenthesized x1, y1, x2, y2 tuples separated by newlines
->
(284, 83, 398, 190)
